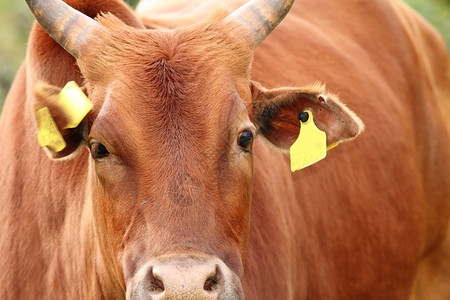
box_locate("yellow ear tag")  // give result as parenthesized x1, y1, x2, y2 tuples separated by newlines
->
(58, 81, 93, 129)
(290, 110, 328, 172)
(36, 107, 67, 152)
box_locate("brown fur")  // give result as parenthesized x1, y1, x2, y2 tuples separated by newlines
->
(0, 0, 449, 299)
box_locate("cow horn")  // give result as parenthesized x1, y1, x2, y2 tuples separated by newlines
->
(225, 0, 294, 47)
(25, 0, 102, 58)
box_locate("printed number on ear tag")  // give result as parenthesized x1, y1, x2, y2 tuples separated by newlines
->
(36, 107, 67, 152)
(58, 81, 93, 129)
(290, 110, 327, 172)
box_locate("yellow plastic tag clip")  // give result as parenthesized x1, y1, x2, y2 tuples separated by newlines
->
(290, 110, 338, 172)
(35, 81, 91, 153)
(36, 107, 67, 152)
(58, 81, 93, 129)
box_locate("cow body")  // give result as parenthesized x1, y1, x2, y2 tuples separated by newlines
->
(1, 0, 449, 299)
(248, 1, 450, 298)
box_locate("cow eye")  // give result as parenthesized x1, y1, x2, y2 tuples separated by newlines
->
(90, 142, 109, 161)
(238, 130, 254, 151)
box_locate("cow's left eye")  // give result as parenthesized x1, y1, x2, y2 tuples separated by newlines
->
(238, 130, 254, 151)
(90, 142, 109, 161)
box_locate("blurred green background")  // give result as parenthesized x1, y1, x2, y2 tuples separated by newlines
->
(0, 0, 449, 112)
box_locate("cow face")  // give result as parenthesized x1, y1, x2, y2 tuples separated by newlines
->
(29, 0, 363, 298)
(81, 18, 256, 298)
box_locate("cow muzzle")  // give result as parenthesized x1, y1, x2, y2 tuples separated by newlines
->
(126, 254, 244, 300)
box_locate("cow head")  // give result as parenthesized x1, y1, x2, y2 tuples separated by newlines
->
(28, 0, 363, 298)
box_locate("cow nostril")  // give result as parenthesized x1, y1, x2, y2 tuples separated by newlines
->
(150, 277, 164, 292)
(146, 267, 164, 293)
(203, 277, 217, 291)
(203, 265, 221, 292)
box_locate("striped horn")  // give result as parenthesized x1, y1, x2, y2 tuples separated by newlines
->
(25, 0, 102, 58)
(225, 0, 294, 47)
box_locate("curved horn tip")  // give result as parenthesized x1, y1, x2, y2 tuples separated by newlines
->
(26, 0, 101, 58)
(225, 0, 295, 47)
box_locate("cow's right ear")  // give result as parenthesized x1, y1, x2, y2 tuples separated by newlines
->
(33, 82, 91, 159)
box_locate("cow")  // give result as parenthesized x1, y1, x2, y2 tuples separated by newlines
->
(0, 0, 449, 299)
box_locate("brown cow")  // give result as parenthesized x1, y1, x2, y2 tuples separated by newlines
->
(0, 0, 449, 299)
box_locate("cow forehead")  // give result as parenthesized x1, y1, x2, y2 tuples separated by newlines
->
(94, 78, 249, 138)
(89, 71, 251, 168)
(81, 17, 255, 171)
(83, 24, 253, 124)
(80, 15, 253, 89)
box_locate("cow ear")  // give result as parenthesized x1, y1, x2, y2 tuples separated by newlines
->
(33, 82, 91, 159)
(251, 81, 364, 150)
